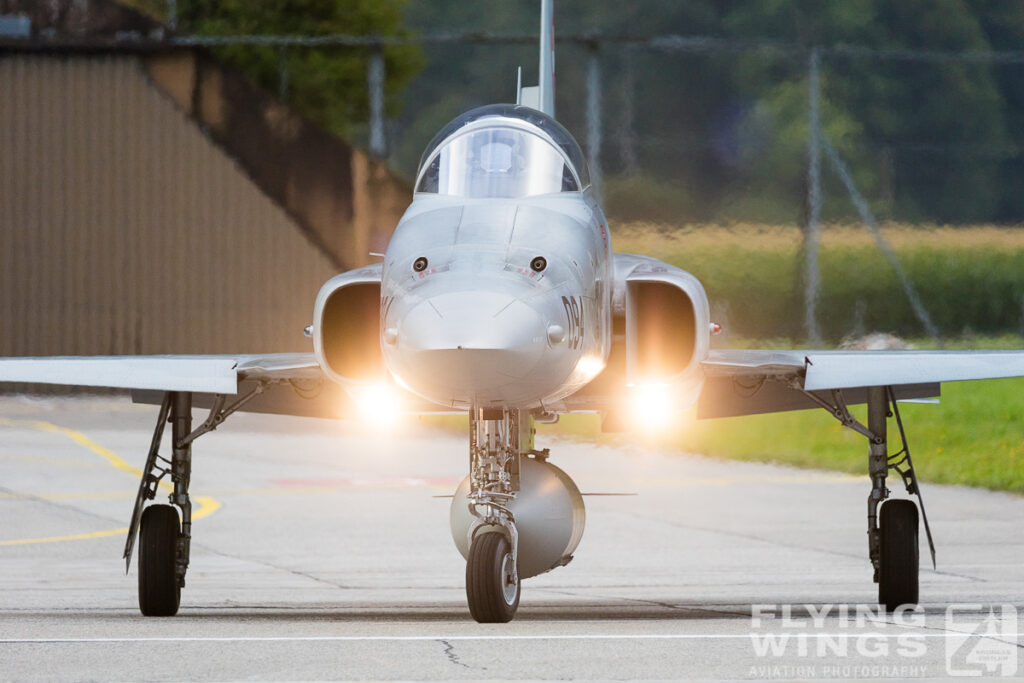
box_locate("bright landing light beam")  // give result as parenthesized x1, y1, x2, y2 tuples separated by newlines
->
(628, 383, 677, 432)
(351, 384, 404, 427)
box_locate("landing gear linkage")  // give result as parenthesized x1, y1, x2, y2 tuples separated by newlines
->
(464, 408, 524, 622)
(794, 383, 935, 608)
(885, 386, 936, 569)
(123, 382, 268, 616)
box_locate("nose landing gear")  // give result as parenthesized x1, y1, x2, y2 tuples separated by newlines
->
(464, 408, 524, 623)
(467, 531, 520, 623)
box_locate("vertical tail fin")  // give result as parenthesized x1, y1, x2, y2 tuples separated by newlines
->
(538, 0, 555, 117)
(515, 0, 556, 117)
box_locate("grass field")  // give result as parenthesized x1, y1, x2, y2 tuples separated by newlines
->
(612, 222, 1024, 342)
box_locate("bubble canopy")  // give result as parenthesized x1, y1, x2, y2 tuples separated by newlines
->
(415, 104, 590, 199)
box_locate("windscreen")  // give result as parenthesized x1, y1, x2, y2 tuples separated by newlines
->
(416, 126, 579, 198)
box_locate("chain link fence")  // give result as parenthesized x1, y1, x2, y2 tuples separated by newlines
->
(16, 0, 1024, 342)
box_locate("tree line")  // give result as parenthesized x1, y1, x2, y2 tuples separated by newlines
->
(169, 0, 1024, 225)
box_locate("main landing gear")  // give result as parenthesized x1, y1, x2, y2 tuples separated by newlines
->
(124, 392, 189, 617)
(124, 387, 265, 616)
(802, 385, 935, 611)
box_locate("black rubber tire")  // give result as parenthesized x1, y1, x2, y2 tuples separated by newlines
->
(878, 499, 919, 612)
(466, 532, 520, 623)
(138, 504, 181, 617)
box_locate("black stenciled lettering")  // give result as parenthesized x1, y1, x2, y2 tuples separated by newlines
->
(562, 295, 584, 350)
(577, 297, 585, 344)
(561, 296, 575, 348)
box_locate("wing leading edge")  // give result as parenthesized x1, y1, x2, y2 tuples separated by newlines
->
(5, 349, 1024, 421)
(0, 353, 321, 394)
(0, 354, 454, 420)
(698, 349, 1024, 419)
(703, 349, 1024, 388)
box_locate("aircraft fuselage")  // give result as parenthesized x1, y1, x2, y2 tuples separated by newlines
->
(381, 191, 612, 409)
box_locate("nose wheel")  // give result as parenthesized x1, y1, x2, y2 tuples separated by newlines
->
(466, 532, 520, 623)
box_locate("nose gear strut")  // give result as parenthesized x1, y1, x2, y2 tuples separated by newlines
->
(464, 408, 526, 622)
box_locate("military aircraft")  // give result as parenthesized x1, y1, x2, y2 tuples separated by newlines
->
(4, 0, 1024, 623)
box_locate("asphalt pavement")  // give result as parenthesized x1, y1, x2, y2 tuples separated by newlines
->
(0, 395, 1020, 680)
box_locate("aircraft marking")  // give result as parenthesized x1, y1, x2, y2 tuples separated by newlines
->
(561, 295, 584, 349)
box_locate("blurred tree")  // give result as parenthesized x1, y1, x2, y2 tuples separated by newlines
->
(202, 0, 1020, 226)
(971, 0, 1024, 221)
(399, 0, 737, 219)
(95, 2, 1024, 225)
(723, 0, 1009, 223)
(178, 0, 423, 141)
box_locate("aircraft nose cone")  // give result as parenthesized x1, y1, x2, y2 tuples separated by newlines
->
(395, 291, 548, 404)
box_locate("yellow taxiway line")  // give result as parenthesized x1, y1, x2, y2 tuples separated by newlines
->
(0, 417, 221, 546)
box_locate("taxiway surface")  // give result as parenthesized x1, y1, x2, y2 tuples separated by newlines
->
(0, 396, 1021, 680)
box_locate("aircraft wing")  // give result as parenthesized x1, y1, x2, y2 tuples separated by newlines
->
(0, 353, 453, 419)
(697, 349, 1024, 419)
(7, 349, 1024, 421)
(0, 353, 321, 394)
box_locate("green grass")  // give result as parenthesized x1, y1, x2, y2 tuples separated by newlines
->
(613, 223, 1024, 341)
(672, 378, 1024, 493)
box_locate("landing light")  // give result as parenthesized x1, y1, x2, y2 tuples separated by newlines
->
(352, 384, 403, 427)
(628, 383, 676, 431)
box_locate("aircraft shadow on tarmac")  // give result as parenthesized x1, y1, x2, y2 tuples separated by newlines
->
(6, 602, 978, 623)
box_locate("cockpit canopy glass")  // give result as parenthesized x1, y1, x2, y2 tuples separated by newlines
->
(416, 127, 578, 198)
(415, 104, 590, 199)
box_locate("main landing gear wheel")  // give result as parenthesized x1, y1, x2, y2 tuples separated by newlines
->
(878, 499, 919, 612)
(466, 532, 520, 623)
(138, 504, 181, 617)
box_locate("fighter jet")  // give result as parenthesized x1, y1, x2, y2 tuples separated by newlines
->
(4, 0, 1024, 623)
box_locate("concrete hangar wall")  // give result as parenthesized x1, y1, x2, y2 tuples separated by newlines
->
(0, 19, 408, 363)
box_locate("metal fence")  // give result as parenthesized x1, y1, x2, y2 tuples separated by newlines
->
(10, 4, 1024, 343)
(149, 29, 1024, 343)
